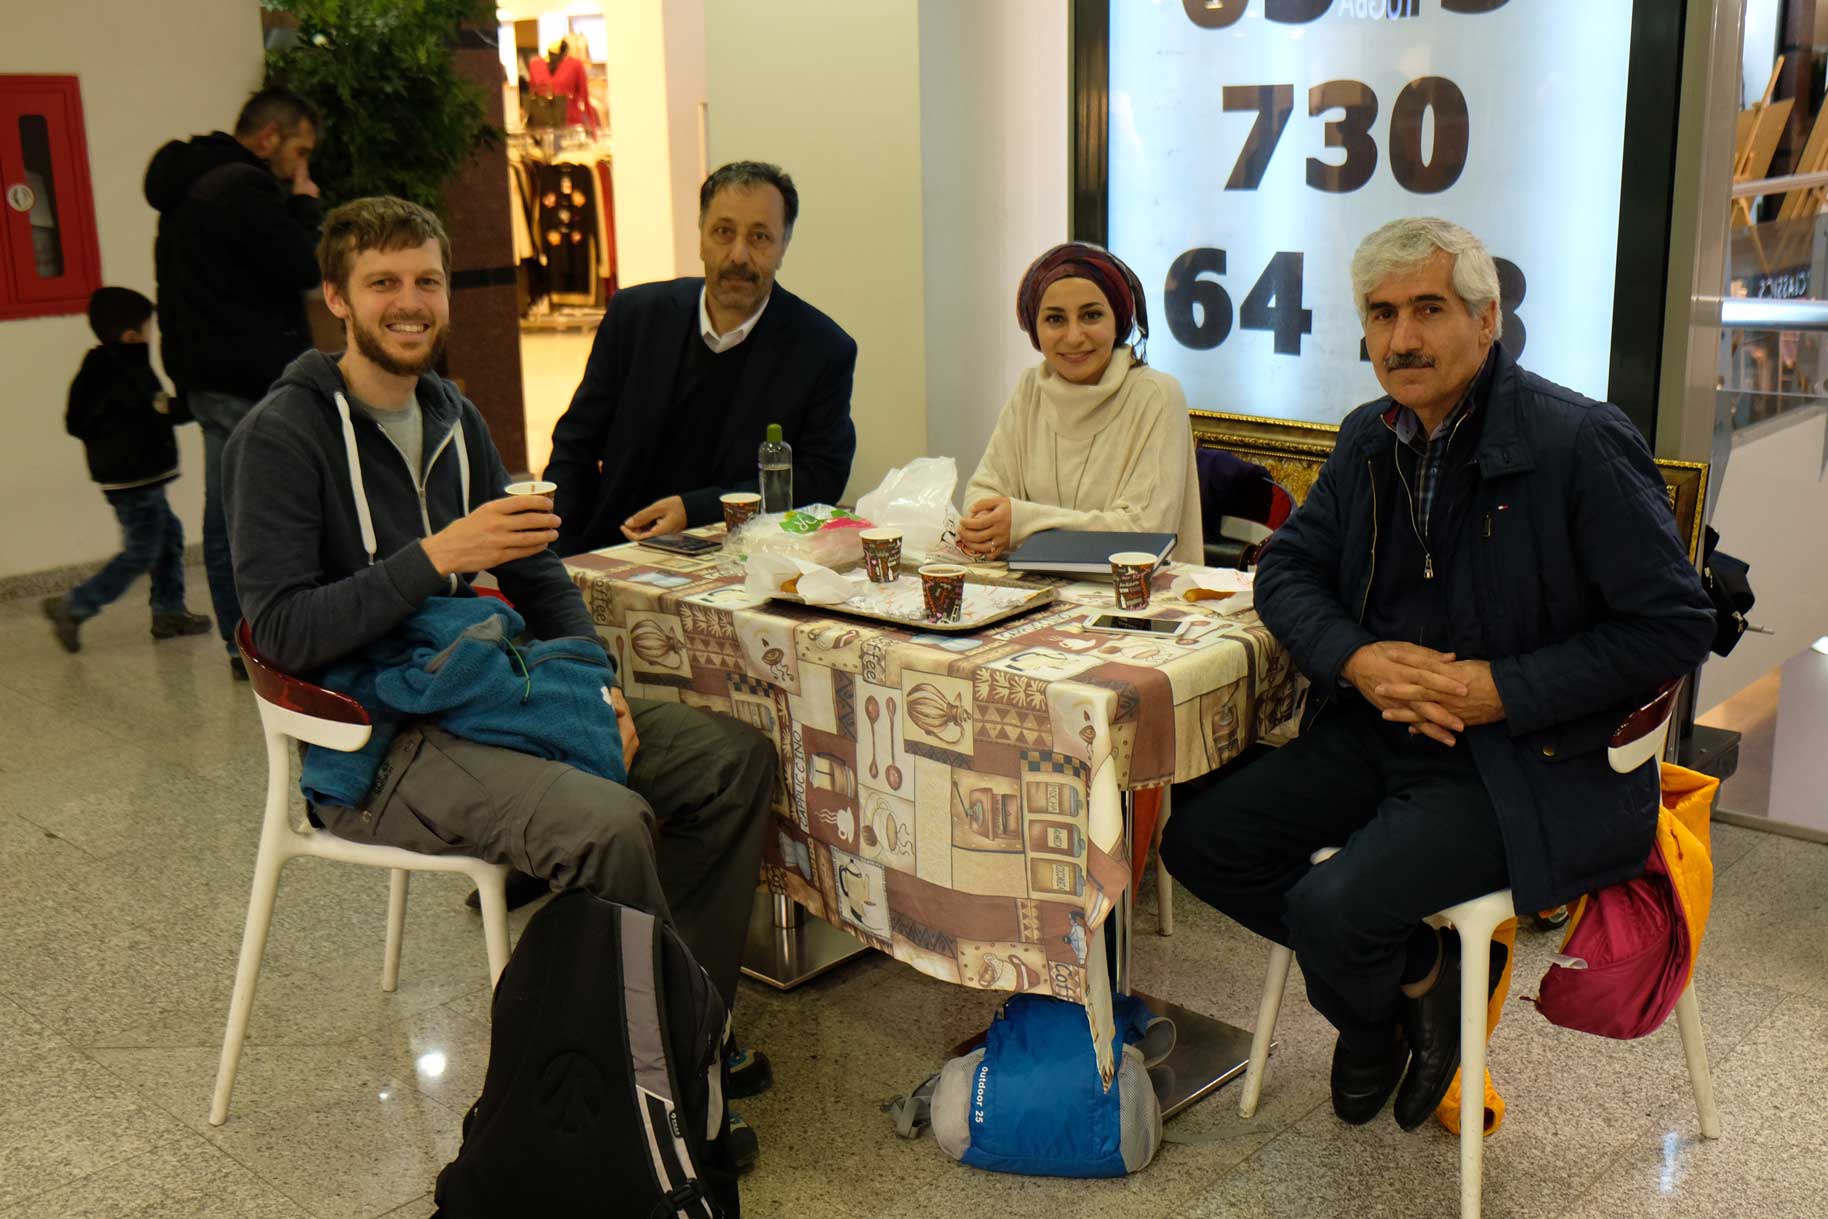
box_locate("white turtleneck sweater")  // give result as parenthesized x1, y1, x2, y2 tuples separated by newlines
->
(963, 346, 1203, 563)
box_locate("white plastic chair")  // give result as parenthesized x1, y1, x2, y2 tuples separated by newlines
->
(209, 621, 512, 1127)
(1235, 680, 1721, 1219)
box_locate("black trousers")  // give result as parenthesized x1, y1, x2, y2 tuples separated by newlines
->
(1161, 698, 1508, 1050)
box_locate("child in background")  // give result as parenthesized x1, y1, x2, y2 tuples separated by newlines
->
(44, 287, 212, 653)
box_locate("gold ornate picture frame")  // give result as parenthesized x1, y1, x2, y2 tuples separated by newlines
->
(1188, 411, 1711, 564)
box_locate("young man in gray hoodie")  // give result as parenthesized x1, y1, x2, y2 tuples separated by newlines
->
(222, 198, 778, 1133)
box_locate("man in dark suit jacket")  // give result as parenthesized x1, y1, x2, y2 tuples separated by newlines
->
(545, 161, 858, 555)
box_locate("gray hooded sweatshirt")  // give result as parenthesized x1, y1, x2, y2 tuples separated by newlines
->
(223, 350, 598, 676)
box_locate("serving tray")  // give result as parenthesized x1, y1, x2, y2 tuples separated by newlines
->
(771, 571, 1057, 633)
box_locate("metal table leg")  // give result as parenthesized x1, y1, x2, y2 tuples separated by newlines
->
(1119, 789, 1263, 1119)
(739, 890, 870, 991)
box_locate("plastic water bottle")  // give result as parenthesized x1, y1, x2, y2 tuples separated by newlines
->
(758, 423, 793, 514)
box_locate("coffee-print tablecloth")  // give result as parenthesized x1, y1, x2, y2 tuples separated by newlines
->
(565, 541, 1301, 1079)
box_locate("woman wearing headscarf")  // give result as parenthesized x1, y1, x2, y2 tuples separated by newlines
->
(959, 243, 1202, 562)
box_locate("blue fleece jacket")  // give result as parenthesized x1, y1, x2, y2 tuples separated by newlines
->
(301, 595, 625, 808)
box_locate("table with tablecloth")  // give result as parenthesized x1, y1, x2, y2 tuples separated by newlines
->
(564, 540, 1301, 1077)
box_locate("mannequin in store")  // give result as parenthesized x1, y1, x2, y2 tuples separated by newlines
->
(545, 160, 858, 553)
(526, 34, 597, 135)
(1161, 218, 1714, 1135)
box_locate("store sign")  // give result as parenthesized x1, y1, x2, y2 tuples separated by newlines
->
(1108, 0, 1635, 423)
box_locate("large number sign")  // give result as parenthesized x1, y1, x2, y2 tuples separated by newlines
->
(1107, 0, 1637, 423)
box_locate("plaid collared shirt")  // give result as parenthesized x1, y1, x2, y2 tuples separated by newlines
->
(1391, 390, 1476, 540)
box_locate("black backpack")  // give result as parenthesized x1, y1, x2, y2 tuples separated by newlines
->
(434, 891, 740, 1218)
(1700, 526, 1758, 657)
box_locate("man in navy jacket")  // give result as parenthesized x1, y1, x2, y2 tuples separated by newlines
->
(545, 161, 857, 555)
(1162, 218, 1713, 1134)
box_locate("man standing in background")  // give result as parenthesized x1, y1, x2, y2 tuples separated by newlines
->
(144, 86, 324, 679)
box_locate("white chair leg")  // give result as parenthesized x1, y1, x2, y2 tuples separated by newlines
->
(475, 869, 511, 989)
(382, 869, 409, 993)
(1455, 923, 1492, 1219)
(1240, 943, 1294, 1118)
(210, 845, 288, 1127)
(1674, 981, 1722, 1139)
(1154, 791, 1174, 937)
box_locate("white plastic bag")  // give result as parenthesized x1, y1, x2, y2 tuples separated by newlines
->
(854, 458, 969, 563)
(728, 505, 869, 569)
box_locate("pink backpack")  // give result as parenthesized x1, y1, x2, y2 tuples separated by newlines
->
(1534, 785, 1714, 1040)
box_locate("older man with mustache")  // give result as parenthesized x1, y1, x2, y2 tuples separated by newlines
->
(1162, 218, 1713, 1135)
(545, 161, 858, 553)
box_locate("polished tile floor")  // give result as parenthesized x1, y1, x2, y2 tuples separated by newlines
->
(3, 579, 1826, 1218)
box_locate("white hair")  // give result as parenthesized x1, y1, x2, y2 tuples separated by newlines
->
(1350, 217, 1503, 340)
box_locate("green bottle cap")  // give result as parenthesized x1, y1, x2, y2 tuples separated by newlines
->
(766, 423, 783, 443)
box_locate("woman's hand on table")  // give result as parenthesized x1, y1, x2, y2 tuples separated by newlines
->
(622, 495, 687, 541)
(959, 496, 1012, 560)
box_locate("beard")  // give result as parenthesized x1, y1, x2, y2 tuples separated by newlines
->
(350, 311, 448, 377)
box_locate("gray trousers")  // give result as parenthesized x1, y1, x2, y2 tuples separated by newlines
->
(318, 697, 777, 1011)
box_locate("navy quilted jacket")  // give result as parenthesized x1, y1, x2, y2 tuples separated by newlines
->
(1255, 343, 1714, 911)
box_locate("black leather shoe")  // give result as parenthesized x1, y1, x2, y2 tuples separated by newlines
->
(1330, 1030, 1407, 1124)
(1394, 934, 1463, 1131)
(465, 869, 550, 912)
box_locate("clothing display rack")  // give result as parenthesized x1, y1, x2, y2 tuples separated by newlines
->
(507, 127, 616, 323)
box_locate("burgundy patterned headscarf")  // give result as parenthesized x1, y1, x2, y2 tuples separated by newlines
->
(1015, 242, 1149, 361)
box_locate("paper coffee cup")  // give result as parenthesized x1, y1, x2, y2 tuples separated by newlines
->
(721, 491, 763, 532)
(504, 479, 557, 498)
(860, 528, 904, 583)
(918, 563, 967, 623)
(1109, 551, 1157, 610)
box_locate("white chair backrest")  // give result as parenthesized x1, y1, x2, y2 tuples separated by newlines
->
(253, 692, 373, 755)
(1607, 700, 1676, 775)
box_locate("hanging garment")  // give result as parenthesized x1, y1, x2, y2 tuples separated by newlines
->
(506, 154, 548, 313)
(595, 158, 617, 292)
(531, 160, 599, 306)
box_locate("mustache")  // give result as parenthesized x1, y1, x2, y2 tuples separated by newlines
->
(719, 268, 759, 283)
(381, 312, 437, 327)
(1383, 352, 1435, 371)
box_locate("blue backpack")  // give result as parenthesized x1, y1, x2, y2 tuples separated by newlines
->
(886, 994, 1172, 1177)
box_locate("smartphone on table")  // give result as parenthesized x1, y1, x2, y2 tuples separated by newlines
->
(1083, 612, 1190, 639)
(637, 533, 723, 556)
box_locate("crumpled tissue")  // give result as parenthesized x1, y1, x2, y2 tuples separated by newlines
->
(1171, 569, 1256, 616)
(743, 553, 858, 606)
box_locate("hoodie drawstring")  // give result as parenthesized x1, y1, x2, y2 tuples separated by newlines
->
(455, 419, 471, 512)
(335, 386, 475, 580)
(333, 391, 380, 566)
